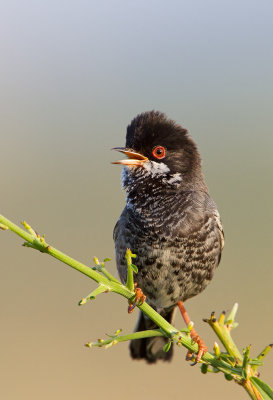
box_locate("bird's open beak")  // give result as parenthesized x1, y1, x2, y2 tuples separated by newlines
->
(111, 147, 148, 166)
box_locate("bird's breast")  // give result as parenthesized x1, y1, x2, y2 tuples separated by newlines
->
(114, 191, 222, 308)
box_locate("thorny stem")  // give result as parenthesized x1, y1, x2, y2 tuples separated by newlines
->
(0, 213, 272, 400)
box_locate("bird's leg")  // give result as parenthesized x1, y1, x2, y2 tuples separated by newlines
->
(177, 300, 207, 365)
(128, 282, 146, 313)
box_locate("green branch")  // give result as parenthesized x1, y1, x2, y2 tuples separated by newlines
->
(78, 284, 108, 305)
(85, 329, 166, 349)
(125, 249, 137, 291)
(204, 307, 243, 362)
(0, 213, 272, 400)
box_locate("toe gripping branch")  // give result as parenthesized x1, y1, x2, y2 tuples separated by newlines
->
(177, 300, 207, 365)
(128, 283, 146, 313)
(185, 331, 208, 366)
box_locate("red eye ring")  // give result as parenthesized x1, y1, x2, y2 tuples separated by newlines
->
(152, 146, 166, 159)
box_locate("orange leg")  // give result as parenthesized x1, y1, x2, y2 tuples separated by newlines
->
(177, 300, 207, 365)
(128, 283, 146, 313)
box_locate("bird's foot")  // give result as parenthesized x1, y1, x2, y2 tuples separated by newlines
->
(128, 283, 146, 313)
(177, 300, 207, 365)
(185, 331, 208, 365)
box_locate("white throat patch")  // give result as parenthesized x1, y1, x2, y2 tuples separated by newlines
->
(121, 161, 182, 191)
(165, 172, 182, 185)
(143, 161, 170, 177)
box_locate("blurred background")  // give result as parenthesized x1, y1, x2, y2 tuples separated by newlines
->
(1, 1, 272, 399)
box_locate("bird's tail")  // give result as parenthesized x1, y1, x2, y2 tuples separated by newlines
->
(129, 307, 176, 363)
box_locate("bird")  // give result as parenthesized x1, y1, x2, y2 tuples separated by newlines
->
(112, 111, 224, 363)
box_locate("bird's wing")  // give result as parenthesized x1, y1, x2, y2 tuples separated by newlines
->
(113, 207, 126, 241)
(212, 209, 224, 251)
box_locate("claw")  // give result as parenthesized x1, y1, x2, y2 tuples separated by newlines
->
(185, 351, 195, 361)
(128, 284, 146, 313)
(128, 303, 137, 313)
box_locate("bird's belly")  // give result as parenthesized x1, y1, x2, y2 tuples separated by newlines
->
(137, 249, 182, 308)
(131, 244, 213, 309)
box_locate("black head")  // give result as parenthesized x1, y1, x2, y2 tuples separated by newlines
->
(113, 111, 206, 191)
(129, 110, 200, 170)
(117, 111, 203, 189)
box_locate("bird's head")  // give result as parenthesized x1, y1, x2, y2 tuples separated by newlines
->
(112, 111, 205, 191)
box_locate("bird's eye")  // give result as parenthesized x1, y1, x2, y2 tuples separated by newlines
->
(152, 146, 166, 159)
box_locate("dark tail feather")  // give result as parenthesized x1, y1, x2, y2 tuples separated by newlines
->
(129, 307, 176, 363)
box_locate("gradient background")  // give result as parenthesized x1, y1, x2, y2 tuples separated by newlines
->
(1, 1, 273, 399)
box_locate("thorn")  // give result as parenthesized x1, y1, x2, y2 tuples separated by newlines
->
(94, 257, 100, 265)
(105, 340, 117, 349)
(218, 311, 226, 325)
(213, 342, 221, 357)
(256, 343, 273, 362)
(187, 321, 194, 333)
(0, 223, 8, 230)
(226, 303, 239, 324)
